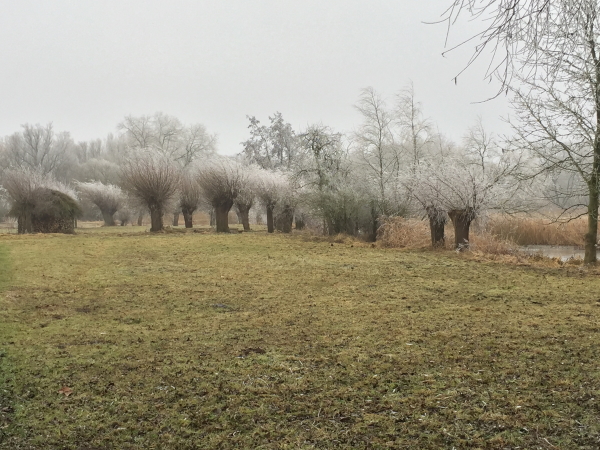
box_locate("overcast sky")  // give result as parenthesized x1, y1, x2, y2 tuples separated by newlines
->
(0, 0, 511, 155)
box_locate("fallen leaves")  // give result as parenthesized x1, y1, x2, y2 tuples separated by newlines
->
(58, 386, 72, 397)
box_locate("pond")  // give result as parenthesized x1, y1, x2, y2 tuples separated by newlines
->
(519, 245, 585, 261)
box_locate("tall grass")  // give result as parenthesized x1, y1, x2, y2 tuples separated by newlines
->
(484, 215, 587, 246)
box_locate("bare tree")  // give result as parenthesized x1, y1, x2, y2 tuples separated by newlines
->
(119, 113, 216, 166)
(235, 165, 261, 232)
(440, 0, 551, 89)
(179, 170, 203, 228)
(120, 151, 180, 232)
(180, 124, 217, 167)
(411, 147, 525, 249)
(505, 1, 600, 263)
(403, 167, 449, 247)
(354, 87, 401, 216)
(197, 158, 244, 232)
(120, 113, 216, 226)
(3, 123, 74, 179)
(242, 113, 299, 170)
(76, 181, 125, 226)
(256, 170, 289, 233)
(395, 83, 433, 172)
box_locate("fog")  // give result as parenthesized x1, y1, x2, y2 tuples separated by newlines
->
(0, 0, 511, 153)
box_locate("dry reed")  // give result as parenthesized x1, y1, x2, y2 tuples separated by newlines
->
(379, 215, 588, 250)
(483, 215, 587, 246)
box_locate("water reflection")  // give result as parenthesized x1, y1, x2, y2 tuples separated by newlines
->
(519, 245, 585, 261)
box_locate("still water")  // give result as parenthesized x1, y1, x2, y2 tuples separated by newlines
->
(519, 245, 585, 261)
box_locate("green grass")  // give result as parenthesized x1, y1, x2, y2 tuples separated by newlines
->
(0, 243, 10, 289)
(0, 229, 599, 449)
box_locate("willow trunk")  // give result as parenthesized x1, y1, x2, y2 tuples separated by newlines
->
(266, 205, 275, 233)
(237, 205, 251, 231)
(214, 200, 233, 233)
(585, 178, 599, 263)
(101, 210, 116, 227)
(448, 209, 473, 250)
(182, 208, 194, 228)
(149, 205, 164, 232)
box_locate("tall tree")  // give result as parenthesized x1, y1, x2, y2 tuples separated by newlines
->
(119, 113, 216, 167)
(3, 123, 74, 179)
(395, 83, 432, 172)
(441, 0, 551, 89)
(507, 1, 600, 263)
(354, 87, 401, 216)
(241, 113, 298, 170)
(120, 151, 180, 232)
(197, 158, 244, 233)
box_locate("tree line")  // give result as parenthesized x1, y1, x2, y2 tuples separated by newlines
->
(1, 21, 599, 260)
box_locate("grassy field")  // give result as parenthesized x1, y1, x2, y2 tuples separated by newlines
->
(0, 228, 599, 449)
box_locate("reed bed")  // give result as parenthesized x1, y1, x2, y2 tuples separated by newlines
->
(377, 215, 589, 268)
(484, 215, 587, 246)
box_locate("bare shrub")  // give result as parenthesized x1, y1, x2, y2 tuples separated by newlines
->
(120, 151, 180, 232)
(76, 181, 124, 226)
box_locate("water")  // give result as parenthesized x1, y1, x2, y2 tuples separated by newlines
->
(519, 245, 585, 261)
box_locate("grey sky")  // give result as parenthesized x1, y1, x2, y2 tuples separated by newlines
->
(0, 0, 510, 154)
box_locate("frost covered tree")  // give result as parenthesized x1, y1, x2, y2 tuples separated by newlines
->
(242, 113, 299, 170)
(120, 151, 180, 232)
(505, 1, 600, 263)
(440, 0, 552, 88)
(2, 168, 47, 233)
(296, 125, 370, 236)
(119, 113, 216, 226)
(3, 123, 74, 180)
(411, 144, 524, 249)
(178, 170, 203, 228)
(234, 165, 262, 232)
(404, 165, 449, 247)
(76, 158, 120, 185)
(255, 170, 290, 233)
(395, 83, 432, 172)
(76, 181, 125, 226)
(197, 158, 244, 233)
(119, 113, 217, 166)
(353, 87, 402, 217)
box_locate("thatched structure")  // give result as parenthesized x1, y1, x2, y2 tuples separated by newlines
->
(10, 188, 81, 234)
